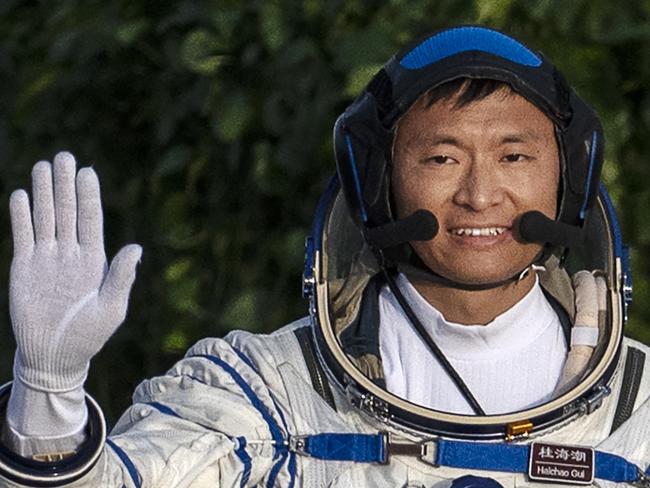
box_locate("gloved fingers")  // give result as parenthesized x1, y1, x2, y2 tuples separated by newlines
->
(77, 167, 103, 248)
(99, 244, 142, 318)
(31, 160, 55, 244)
(53, 152, 78, 245)
(9, 189, 34, 256)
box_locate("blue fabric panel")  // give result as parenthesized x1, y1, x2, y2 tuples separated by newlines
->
(400, 26, 542, 70)
(191, 354, 286, 450)
(285, 433, 646, 485)
(305, 433, 386, 463)
(234, 437, 252, 487)
(106, 439, 142, 488)
(579, 131, 598, 220)
(146, 402, 181, 418)
(594, 451, 640, 483)
(345, 133, 369, 223)
(436, 439, 528, 473)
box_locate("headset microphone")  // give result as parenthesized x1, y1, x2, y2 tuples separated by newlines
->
(365, 209, 438, 249)
(518, 210, 584, 248)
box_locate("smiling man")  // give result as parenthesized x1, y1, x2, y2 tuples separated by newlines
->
(0, 26, 649, 488)
(392, 79, 559, 309)
(380, 79, 567, 414)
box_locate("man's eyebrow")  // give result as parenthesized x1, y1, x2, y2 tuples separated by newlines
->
(419, 135, 466, 147)
(409, 129, 544, 147)
(500, 129, 542, 143)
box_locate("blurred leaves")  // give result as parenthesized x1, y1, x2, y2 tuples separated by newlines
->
(1, 0, 650, 423)
(181, 29, 228, 75)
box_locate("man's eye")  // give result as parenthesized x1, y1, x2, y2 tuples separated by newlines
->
(502, 153, 529, 163)
(424, 155, 455, 165)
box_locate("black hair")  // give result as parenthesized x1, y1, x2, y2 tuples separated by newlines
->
(424, 78, 512, 109)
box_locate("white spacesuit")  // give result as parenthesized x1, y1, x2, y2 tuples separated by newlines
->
(0, 25, 648, 488)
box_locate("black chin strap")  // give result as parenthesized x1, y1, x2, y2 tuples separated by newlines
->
(396, 261, 528, 291)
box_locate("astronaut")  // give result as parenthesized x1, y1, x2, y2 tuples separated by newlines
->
(0, 25, 648, 487)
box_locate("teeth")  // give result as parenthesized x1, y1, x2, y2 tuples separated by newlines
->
(452, 227, 506, 236)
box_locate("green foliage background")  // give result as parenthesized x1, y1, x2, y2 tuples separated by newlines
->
(1, 0, 650, 423)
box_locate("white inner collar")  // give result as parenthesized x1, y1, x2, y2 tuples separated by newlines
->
(394, 273, 558, 359)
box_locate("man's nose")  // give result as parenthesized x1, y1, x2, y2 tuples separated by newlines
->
(452, 159, 504, 211)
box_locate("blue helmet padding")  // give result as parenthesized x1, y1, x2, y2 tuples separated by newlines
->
(579, 131, 600, 221)
(399, 26, 542, 70)
(344, 134, 369, 224)
(598, 182, 623, 260)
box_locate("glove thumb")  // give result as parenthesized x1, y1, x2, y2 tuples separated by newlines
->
(99, 244, 142, 322)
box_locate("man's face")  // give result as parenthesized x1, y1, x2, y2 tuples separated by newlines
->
(392, 87, 560, 285)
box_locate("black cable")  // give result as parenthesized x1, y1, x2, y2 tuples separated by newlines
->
(382, 268, 486, 416)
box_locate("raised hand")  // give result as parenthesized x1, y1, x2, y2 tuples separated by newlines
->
(8, 152, 142, 393)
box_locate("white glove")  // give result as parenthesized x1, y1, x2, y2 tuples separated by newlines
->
(5, 152, 141, 455)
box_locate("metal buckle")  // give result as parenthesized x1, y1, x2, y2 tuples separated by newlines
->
(288, 435, 309, 456)
(578, 385, 611, 415)
(633, 469, 650, 488)
(386, 433, 439, 467)
(419, 439, 439, 467)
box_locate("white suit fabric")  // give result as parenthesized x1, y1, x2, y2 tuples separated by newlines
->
(379, 274, 568, 413)
(1, 316, 648, 487)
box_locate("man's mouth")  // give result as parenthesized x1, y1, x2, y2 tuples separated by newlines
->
(449, 226, 508, 237)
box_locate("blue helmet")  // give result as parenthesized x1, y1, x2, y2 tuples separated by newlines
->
(334, 26, 603, 260)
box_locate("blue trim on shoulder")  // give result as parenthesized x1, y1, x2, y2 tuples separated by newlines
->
(230, 346, 290, 433)
(106, 439, 142, 488)
(287, 452, 297, 488)
(234, 437, 252, 487)
(579, 131, 598, 220)
(175, 372, 208, 385)
(145, 396, 255, 486)
(190, 351, 294, 484)
(190, 354, 286, 450)
(345, 133, 368, 223)
(400, 26, 542, 70)
(231, 346, 258, 372)
(226, 348, 294, 486)
(146, 401, 181, 418)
